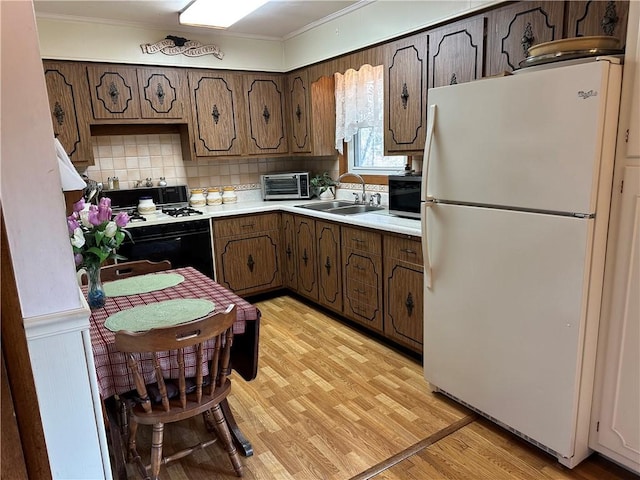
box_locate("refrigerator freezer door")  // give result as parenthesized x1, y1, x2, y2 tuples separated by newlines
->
(424, 60, 618, 215)
(423, 203, 593, 457)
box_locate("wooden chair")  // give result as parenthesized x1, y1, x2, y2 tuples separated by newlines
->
(114, 304, 243, 479)
(101, 259, 172, 282)
(79, 260, 172, 286)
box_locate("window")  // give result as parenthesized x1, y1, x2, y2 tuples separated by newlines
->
(347, 126, 406, 175)
(335, 65, 406, 175)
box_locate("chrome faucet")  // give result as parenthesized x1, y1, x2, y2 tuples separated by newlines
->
(338, 172, 366, 204)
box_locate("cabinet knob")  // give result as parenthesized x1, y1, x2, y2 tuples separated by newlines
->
(325, 256, 331, 275)
(155, 83, 165, 105)
(521, 22, 535, 57)
(247, 254, 255, 272)
(401, 83, 409, 109)
(211, 104, 220, 124)
(286, 245, 292, 259)
(601, 1, 619, 36)
(108, 82, 120, 104)
(295, 104, 302, 122)
(405, 292, 414, 316)
(302, 249, 308, 266)
(263, 105, 271, 124)
(53, 102, 65, 126)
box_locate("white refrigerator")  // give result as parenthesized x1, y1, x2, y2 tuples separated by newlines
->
(421, 57, 622, 468)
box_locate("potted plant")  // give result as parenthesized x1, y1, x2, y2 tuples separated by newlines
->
(310, 172, 337, 199)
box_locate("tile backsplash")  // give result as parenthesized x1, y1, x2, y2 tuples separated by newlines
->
(82, 134, 340, 192)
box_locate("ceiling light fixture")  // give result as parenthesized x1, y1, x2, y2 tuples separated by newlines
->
(179, 0, 269, 29)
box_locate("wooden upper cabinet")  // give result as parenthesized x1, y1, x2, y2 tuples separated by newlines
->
(428, 16, 485, 88)
(566, 1, 629, 45)
(243, 74, 288, 155)
(310, 76, 337, 156)
(486, 1, 564, 75)
(188, 70, 245, 156)
(286, 70, 311, 154)
(137, 67, 189, 120)
(86, 65, 141, 119)
(384, 33, 428, 155)
(43, 61, 94, 166)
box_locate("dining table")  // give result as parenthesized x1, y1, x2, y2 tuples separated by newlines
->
(85, 266, 260, 458)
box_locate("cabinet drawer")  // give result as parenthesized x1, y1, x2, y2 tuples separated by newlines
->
(213, 213, 280, 238)
(385, 236, 423, 265)
(342, 227, 381, 255)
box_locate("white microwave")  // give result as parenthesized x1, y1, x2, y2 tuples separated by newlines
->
(260, 172, 311, 200)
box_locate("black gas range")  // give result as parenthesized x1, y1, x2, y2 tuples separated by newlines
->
(101, 185, 204, 222)
(99, 185, 214, 278)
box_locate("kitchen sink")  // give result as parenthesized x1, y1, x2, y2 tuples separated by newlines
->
(296, 200, 354, 211)
(327, 204, 383, 215)
(296, 201, 384, 215)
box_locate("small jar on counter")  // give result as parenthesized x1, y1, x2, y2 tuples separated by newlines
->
(207, 187, 222, 206)
(189, 188, 206, 207)
(221, 186, 237, 204)
(137, 196, 156, 215)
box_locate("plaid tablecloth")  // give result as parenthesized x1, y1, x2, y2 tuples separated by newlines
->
(86, 267, 259, 399)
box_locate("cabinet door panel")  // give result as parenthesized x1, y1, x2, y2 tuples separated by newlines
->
(487, 1, 564, 75)
(43, 61, 93, 166)
(244, 75, 288, 154)
(287, 71, 311, 153)
(343, 249, 383, 332)
(215, 233, 281, 296)
(87, 65, 141, 119)
(384, 33, 428, 154)
(137, 67, 188, 119)
(384, 260, 423, 352)
(282, 213, 298, 291)
(428, 16, 485, 88)
(317, 221, 341, 312)
(566, 1, 628, 44)
(295, 216, 318, 300)
(189, 71, 245, 156)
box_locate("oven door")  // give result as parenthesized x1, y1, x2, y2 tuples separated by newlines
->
(119, 219, 214, 279)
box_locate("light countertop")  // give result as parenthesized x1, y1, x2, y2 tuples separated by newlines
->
(127, 199, 422, 237)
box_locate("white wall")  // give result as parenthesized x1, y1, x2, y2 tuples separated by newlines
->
(1, 0, 83, 318)
(1, 2, 110, 478)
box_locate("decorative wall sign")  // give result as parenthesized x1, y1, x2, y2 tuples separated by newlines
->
(141, 35, 224, 59)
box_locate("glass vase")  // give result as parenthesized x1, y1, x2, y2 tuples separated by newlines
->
(86, 262, 106, 310)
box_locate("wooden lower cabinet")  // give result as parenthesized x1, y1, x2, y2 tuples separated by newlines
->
(383, 235, 424, 353)
(342, 227, 383, 333)
(213, 214, 282, 296)
(316, 221, 342, 313)
(294, 216, 318, 301)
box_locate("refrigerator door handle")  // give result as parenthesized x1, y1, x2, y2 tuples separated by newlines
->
(421, 201, 433, 289)
(422, 104, 437, 202)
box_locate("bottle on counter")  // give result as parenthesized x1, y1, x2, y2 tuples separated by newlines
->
(222, 186, 237, 204)
(189, 188, 206, 207)
(207, 187, 222, 206)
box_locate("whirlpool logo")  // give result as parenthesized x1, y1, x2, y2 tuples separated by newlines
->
(578, 90, 598, 99)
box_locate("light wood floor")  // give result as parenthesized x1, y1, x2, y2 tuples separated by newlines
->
(122, 295, 638, 480)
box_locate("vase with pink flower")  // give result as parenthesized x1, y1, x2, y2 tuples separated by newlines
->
(67, 197, 130, 309)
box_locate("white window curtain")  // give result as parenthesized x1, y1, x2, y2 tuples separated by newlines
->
(334, 64, 384, 154)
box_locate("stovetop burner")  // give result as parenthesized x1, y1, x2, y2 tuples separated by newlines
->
(162, 206, 204, 217)
(114, 207, 146, 222)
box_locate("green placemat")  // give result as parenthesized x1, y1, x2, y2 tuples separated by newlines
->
(104, 298, 215, 332)
(103, 273, 184, 297)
